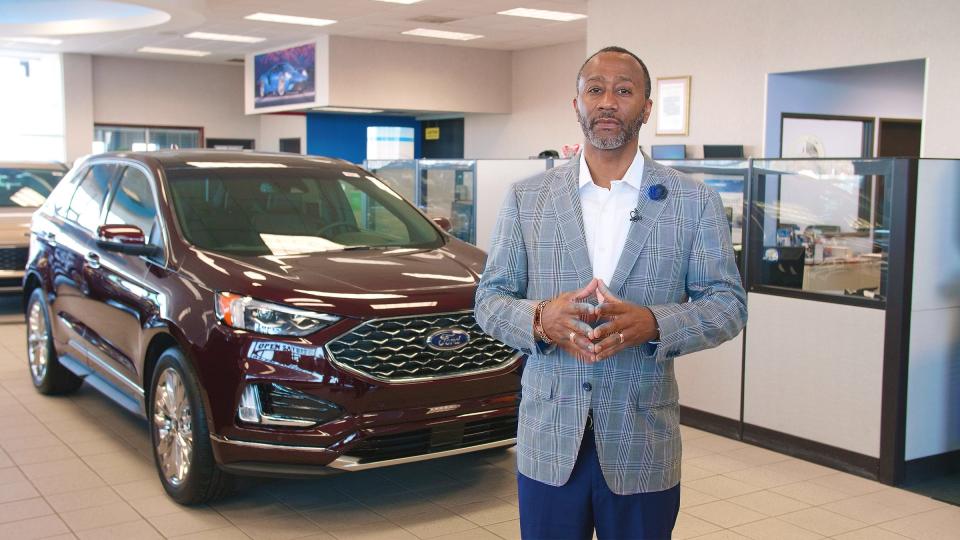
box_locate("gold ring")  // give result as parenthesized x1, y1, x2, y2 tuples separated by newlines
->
(569, 331, 576, 342)
(617, 331, 625, 345)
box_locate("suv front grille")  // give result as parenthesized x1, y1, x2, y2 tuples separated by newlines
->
(346, 415, 518, 463)
(0, 247, 28, 271)
(325, 311, 519, 382)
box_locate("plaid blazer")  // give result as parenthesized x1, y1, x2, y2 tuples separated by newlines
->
(475, 154, 747, 494)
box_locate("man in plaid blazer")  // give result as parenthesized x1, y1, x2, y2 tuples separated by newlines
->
(475, 46, 747, 539)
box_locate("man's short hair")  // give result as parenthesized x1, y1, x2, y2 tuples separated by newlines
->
(577, 46, 651, 100)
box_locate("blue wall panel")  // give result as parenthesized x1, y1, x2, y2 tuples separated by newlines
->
(306, 113, 421, 164)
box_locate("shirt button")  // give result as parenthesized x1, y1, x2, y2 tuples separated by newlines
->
(582, 382, 592, 392)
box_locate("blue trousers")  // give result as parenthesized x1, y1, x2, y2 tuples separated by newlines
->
(517, 428, 681, 540)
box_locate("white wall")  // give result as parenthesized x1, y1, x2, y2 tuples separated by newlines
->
(62, 54, 94, 164)
(906, 160, 960, 460)
(465, 40, 586, 159)
(328, 36, 511, 114)
(744, 293, 886, 457)
(475, 160, 551, 252)
(91, 55, 260, 143)
(258, 114, 306, 153)
(588, 0, 960, 158)
(766, 60, 926, 157)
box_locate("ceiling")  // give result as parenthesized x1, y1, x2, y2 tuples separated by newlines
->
(0, 0, 589, 63)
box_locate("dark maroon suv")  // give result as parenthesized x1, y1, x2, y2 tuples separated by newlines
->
(24, 151, 520, 504)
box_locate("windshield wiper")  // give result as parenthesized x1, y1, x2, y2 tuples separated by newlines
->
(340, 245, 385, 251)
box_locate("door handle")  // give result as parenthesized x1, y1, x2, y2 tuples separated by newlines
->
(85, 252, 101, 269)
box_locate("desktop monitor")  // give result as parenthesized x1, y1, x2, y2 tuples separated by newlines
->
(651, 144, 686, 160)
(760, 246, 805, 288)
(703, 145, 745, 158)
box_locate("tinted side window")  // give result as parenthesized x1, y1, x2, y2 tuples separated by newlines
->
(48, 167, 85, 218)
(105, 167, 160, 245)
(66, 163, 118, 232)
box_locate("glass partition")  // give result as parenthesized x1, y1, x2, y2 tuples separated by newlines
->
(364, 159, 416, 203)
(363, 159, 477, 244)
(661, 159, 750, 273)
(749, 158, 895, 305)
(419, 160, 476, 244)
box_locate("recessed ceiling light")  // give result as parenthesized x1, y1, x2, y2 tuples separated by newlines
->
(313, 107, 384, 114)
(245, 12, 336, 27)
(138, 46, 210, 57)
(373, 0, 423, 4)
(498, 8, 587, 22)
(184, 32, 265, 44)
(401, 28, 482, 41)
(5, 37, 63, 45)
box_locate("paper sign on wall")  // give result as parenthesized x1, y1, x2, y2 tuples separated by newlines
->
(425, 127, 440, 140)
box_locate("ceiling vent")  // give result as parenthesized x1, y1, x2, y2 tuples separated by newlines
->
(409, 15, 460, 24)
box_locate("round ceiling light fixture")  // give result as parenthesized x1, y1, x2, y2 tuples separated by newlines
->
(0, 0, 172, 36)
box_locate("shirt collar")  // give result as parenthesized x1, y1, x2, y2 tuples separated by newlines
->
(578, 148, 645, 191)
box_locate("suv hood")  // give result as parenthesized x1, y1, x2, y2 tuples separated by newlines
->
(0, 208, 34, 246)
(179, 242, 486, 315)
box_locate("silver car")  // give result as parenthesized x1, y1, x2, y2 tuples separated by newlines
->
(0, 161, 67, 292)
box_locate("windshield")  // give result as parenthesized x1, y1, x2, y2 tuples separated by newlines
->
(0, 167, 64, 208)
(167, 166, 443, 256)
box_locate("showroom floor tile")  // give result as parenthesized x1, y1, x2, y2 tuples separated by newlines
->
(0, 314, 957, 540)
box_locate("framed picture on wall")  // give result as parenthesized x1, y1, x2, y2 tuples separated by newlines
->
(655, 76, 691, 136)
(245, 38, 328, 115)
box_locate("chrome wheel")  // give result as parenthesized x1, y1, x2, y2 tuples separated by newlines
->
(153, 367, 193, 487)
(27, 300, 49, 382)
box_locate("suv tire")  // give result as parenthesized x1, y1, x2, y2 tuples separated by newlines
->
(26, 288, 82, 395)
(149, 347, 233, 504)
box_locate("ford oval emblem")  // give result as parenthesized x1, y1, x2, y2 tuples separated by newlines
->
(426, 328, 471, 351)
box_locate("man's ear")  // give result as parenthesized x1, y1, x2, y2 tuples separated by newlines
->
(642, 99, 653, 124)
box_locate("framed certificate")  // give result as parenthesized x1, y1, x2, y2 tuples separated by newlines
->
(655, 76, 691, 136)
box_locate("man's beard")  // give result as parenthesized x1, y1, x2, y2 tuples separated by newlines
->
(578, 111, 643, 150)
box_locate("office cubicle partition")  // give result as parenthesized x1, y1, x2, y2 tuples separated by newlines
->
(667, 157, 958, 487)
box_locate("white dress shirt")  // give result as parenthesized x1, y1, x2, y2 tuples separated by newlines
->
(578, 150, 644, 286)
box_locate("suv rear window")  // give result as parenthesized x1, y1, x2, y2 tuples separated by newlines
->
(167, 166, 442, 256)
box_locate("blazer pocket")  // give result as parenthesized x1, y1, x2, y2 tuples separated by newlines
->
(634, 382, 677, 410)
(521, 369, 557, 402)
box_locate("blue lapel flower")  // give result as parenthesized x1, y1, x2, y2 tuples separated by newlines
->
(648, 184, 668, 201)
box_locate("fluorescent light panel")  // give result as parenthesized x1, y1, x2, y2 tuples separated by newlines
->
(314, 107, 384, 114)
(245, 12, 336, 27)
(184, 31, 265, 43)
(138, 46, 210, 57)
(498, 8, 587, 21)
(5, 37, 63, 45)
(401, 28, 482, 41)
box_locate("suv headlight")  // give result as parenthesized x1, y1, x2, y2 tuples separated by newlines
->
(215, 292, 340, 337)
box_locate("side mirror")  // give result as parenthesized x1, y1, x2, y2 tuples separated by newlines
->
(432, 216, 452, 232)
(96, 224, 161, 257)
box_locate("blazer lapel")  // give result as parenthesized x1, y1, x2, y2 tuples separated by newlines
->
(550, 157, 594, 288)
(608, 156, 671, 294)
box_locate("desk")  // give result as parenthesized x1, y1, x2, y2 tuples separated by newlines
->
(803, 257, 882, 292)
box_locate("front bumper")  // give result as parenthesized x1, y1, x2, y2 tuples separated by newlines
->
(198, 312, 522, 478)
(210, 403, 518, 478)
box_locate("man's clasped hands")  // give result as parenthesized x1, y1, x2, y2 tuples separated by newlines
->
(538, 278, 660, 363)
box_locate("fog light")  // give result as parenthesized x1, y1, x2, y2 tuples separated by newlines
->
(237, 383, 343, 428)
(238, 385, 262, 424)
